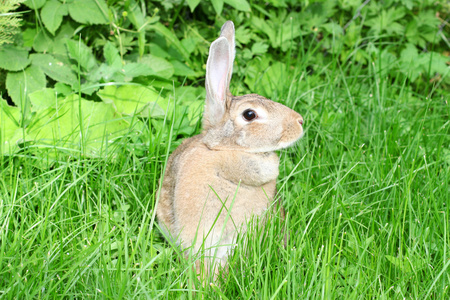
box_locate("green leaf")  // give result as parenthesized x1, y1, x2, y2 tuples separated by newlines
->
(322, 22, 343, 36)
(235, 27, 252, 45)
(23, 0, 46, 9)
(421, 52, 450, 76)
(97, 85, 167, 118)
(127, 0, 145, 28)
(22, 28, 37, 48)
(211, 0, 224, 14)
(52, 23, 77, 56)
(41, 0, 68, 35)
(148, 23, 189, 61)
(175, 86, 205, 125)
(251, 16, 277, 48)
(0, 45, 30, 71)
(400, 44, 418, 63)
(32, 24, 75, 56)
(399, 44, 421, 81)
(33, 30, 54, 53)
(251, 42, 269, 56)
(80, 82, 100, 95)
(138, 55, 174, 79)
(385, 255, 412, 273)
(123, 63, 154, 78)
(55, 83, 73, 96)
(244, 55, 271, 92)
(171, 60, 197, 77)
(65, 39, 98, 71)
(377, 50, 398, 77)
(224, 0, 250, 12)
(181, 38, 198, 55)
(30, 53, 78, 86)
(104, 42, 122, 68)
(29, 88, 58, 112)
(6, 65, 46, 108)
(89, 63, 123, 83)
(186, 0, 201, 12)
(68, 0, 109, 25)
(26, 94, 132, 157)
(248, 60, 286, 97)
(366, 7, 406, 35)
(149, 43, 170, 58)
(126, 0, 147, 57)
(0, 99, 22, 155)
(264, 0, 287, 8)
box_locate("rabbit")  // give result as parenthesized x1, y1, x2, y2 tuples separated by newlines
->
(156, 20, 304, 279)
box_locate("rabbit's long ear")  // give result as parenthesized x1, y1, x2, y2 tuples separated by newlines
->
(219, 21, 235, 87)
(204, 36, 233, 127)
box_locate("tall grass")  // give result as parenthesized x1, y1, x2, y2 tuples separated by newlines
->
(1, 41, 449, 298)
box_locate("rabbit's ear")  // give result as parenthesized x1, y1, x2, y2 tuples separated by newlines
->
(205, 36, 232, 126)
(219, 21, 235, 86)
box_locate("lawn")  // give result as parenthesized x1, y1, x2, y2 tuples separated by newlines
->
(1, 0, 449, 299)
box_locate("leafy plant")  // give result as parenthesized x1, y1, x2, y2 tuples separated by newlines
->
(0, 0, 449, 298)
(0, 0, 449, 159)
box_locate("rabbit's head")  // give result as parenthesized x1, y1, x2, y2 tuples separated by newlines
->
(202, 21, 304, 153)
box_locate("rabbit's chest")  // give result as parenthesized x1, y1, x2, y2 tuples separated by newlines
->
(176, 146, 277, 219)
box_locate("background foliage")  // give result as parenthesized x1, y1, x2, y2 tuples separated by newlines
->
(0, 0, 449, 157)
(0, 0, 449, 298)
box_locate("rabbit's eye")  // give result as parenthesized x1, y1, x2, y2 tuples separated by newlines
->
(243, 109, 257, 121)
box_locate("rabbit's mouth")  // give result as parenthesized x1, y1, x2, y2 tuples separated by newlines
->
(277, 135, 304, 150)
(277, 121, 304, 149)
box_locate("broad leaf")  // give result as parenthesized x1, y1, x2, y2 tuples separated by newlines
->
(97, 85, 167, 118)
(224, 0, 250, 12)
(180, 38, 198, 55)
(0, 99, 22, 155)
(33, 29, 54, 53)
(171, 60, 197, 77)
(29, 88, 58, 112)
(399, 44, 421, 81)
(186, 0, 201, 12)
(211, 0, 224, 15)
(123, 63, 154, 78)
(148, 23, 189, 61)
(52, 23, 77, 56)
(174, 86, 205, 125)
(104, 42, 122, 68)
(6, 65, 46, 108)
(127, 0, 145, 28)
(23, 0, 45, 9)
(22, 28, 37, 48)
(41, 0, 68, 35)
(66, 39, 98, 71)
(366, 7, 406, 35)
(251, 42, 269, 55)
(138, 55, 174, 79)
(31, 53, 78, 86)
(0, 45, 30, 71)
(68, 0, 109, 25)
(257, 61, 287, 96)
(55, 83, 73, 96)
(89, 63, 123, 83)
(26, 94, 131, 157)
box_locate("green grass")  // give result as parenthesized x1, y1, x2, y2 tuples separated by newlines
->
(1, 49, 449, 298)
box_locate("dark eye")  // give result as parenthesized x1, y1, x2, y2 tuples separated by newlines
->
(243, 109, 257, 121)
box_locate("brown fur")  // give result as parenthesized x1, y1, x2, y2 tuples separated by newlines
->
(156, 21, 304, 279)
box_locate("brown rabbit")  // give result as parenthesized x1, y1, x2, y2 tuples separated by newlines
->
(156, 21, 304, 279)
